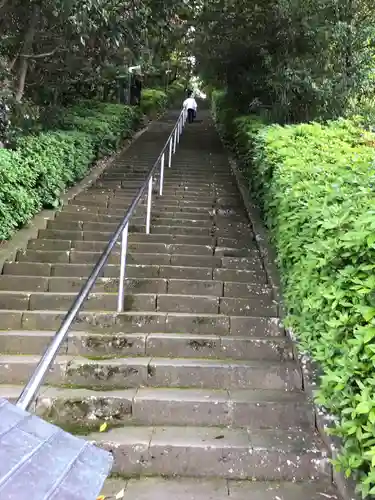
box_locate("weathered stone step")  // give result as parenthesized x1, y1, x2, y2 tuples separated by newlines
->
(0, 331, 289, 360)
(47, 219, 216, 236)
(96, 170, 233, 178)
(54, 211, 247, 229)
(0, 386, 313, 429)
(33, 235, 259, 260)
(0, 355, 301, 390)
(27, 239, 216, 255)
(58, 208, 216, 223)
(0, 291, 277, 317)
(26, 241, 261, 264)
(36, 229, 255, 252)
(65, 202, 217, 215)
(0, 275, 273, 299)
(74, 190, 237, 202)
(100, 477, 339, 500)
(1, 310, 283, 336)
(53, 214, 215, 230)
(89, 425, 329, 480)
(3, 262, 221, 280)
(70, 196, 216, 208)
(15, 251, 267, 280)
(97, 171, 233, 179)
(38, 229, 218, 246)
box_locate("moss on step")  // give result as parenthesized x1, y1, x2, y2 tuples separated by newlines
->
(122, 294, 135, 311)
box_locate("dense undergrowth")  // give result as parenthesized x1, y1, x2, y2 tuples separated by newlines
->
(212, 89, 375, 498)
(0, 85, 180, 241)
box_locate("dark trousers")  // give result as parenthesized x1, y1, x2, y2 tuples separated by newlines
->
(187, 108, 195, 123)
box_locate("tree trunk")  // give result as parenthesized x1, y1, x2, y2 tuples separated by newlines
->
(15, 4, 39, 102)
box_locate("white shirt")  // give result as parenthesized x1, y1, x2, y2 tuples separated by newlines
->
(183, 97, 197, 110)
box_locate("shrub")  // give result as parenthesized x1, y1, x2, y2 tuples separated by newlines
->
(0, 92, 168, 240)
(166, 81, 185, 106)
(0, 130, 94, 239)
(213, 91, 375, 497)
(58, 102, 141, 157)
(140, 89, 168, 118)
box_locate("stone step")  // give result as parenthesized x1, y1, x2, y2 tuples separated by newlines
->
(26, 241, 260, 263)
(97, 173, 234, 180)
(0, 290, 277, 316)
(37, 229, 216, 245)
(58, 208, 216, 223)
(64, 202, 219, 215)
(36, 229, 255, 251)
(57, 209, 248, 226)
(0, 276, 273, 299)
(16, 249, 219, 267)
(0, 310, 283, 336)
(2, 262, 226, 280)
(0, 355, 301, 390)
(99, 477, 339, 500)
(53, 215, 216, 230)
(33, 236, 259, 260)
(0, 386, 313, 429)
(47, 219, 216, 236)
(79, 212, 217, 229)
(70, 197, 216, 209)
(89, 425, 329, 480)
(15, 251, 268, 281)
(27, 239, 217, 256)
(0, 331, 290, 360)
(73, 192, 231, 204)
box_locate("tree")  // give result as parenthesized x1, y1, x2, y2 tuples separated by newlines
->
(0, 0, 195, 104)
(193, 0, 375, 122)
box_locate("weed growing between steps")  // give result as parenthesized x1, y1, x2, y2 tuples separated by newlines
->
(212, 90, 375, 497)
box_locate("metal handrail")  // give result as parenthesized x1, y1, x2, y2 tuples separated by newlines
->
(16, 108, 187, 411)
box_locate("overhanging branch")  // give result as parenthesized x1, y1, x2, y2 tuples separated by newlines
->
(20, 47, 60, 59)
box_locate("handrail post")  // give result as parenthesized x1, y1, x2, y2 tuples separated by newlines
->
(146, 176, 152, 234)
(159, 153, 165, 196)
(177, 118, 181, 143)
(168, 137, 172, 168)
(173, 128, 177, 154)
(117, 222, 129, 313)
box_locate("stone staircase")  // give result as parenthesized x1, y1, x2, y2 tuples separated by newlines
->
(0, 111, 339, 498)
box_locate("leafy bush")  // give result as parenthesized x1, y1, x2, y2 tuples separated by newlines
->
(58, 102, 141, 157)
(213, 91, 375, 497)
(0, 92, 169, 240)
(166, 82, 185, 106)
(0, 130, 94, 239)
(140, 89, 168, 118)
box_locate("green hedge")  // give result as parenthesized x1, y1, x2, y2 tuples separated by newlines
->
(140, 89, 168, 118)
(0, 94, 165, 240)
(54, 101, 141, 157)
(0, 130, 95, 239)
(212, 90, 375, 498)
(166, 81, 185, 106)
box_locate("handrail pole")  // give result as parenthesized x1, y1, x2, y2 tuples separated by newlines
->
(16, 109, 186, 412)
(177, 118, 181, 143)
(146, 176, 153, 234)
(168, 137, 173, 168)
(117, 222, 129, 313)
(159, 154, 165, 196)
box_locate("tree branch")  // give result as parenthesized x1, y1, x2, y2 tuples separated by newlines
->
(20, 47, 60, 59)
